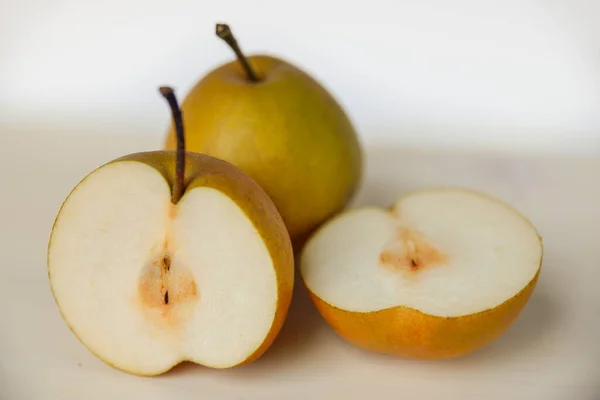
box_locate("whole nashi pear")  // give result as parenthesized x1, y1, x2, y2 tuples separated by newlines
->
(164, 27, 363, 246)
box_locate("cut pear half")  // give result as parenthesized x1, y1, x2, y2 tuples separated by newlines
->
(48, 155, 294, 376)
(300, 188, 543, 359)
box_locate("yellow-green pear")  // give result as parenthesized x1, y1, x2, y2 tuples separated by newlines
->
(165, 24, 363, 245)
(47, 87, 294, 376)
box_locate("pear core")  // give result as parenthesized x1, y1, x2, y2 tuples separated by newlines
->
(137, 248, 199, 328)
(379, 226, 448, 274)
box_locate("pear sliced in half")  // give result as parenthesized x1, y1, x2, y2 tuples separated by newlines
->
(47, 88, 294, 376)
(300, 188, 543, 359)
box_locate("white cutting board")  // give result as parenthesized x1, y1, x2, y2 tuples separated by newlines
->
(1, 129, 598, 399)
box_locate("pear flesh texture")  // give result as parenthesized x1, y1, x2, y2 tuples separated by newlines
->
(165, 55, 363, 243)
(48, 152, 294, 375)
(300, 188, 543, 358)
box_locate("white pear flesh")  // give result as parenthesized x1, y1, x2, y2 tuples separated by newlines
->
(300, 188, 543, 358)
(48, 161, 283, 375)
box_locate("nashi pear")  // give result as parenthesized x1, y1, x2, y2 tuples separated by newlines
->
(164, 24, 363, 245)
(300, 188, 543, 358)
(47, 87, 294, 375)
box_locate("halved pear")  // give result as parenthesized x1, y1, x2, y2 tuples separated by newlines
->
(300, 188, 543, 359)
(47, 88, 294, 376)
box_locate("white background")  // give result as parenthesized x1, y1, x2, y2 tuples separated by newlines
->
(1, 0, 599, 154)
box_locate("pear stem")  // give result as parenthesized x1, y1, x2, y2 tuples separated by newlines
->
(159, 86, 185, 204)
(216, 23, 259, 82)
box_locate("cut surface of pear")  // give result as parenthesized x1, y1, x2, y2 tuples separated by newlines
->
(48, 152, 294, 375)
(300, 188, 543, 359)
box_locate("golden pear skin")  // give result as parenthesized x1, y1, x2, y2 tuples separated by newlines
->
(307, 269, 540, 359)
(165, 25, 363, 245)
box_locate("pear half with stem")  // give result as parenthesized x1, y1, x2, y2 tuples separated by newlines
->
(47, 87, 294, 376)
(300, 188, 543, 359)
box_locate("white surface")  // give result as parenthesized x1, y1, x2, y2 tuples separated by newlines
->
(1, 1, 600, 153)
(1, 130, 599, 399)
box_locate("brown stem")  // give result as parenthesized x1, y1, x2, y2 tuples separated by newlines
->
(216, 23, 259, 82)
(159, 86, 185, 204)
